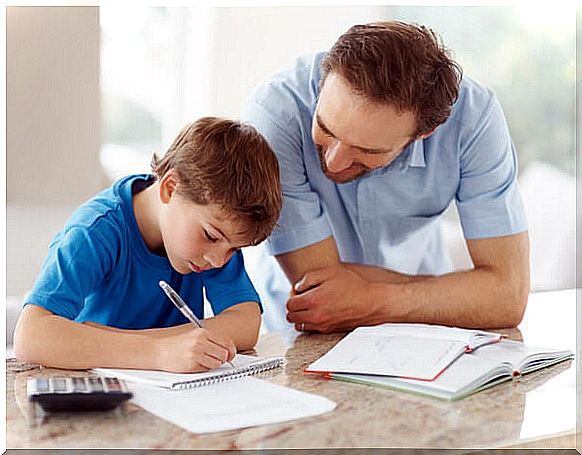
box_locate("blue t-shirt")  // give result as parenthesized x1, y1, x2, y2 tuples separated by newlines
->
(25, 174, 261, 329)
(243, 52, 528, 331)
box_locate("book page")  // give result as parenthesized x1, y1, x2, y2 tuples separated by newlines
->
(333, 353, 507, 400)
(307, 329, 470, 380)
(472, 339, 573, 373)
(129, 377, 336, 433)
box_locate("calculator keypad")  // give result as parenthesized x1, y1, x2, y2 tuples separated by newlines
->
(27, 376, 129, 395)
(27, 376, 133, 412)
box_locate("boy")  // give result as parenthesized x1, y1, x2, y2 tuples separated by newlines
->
(14, 117, 282, 373)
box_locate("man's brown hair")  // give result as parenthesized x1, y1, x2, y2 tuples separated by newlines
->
(151, 117, 282, 245)
(321, 21, 463, 136)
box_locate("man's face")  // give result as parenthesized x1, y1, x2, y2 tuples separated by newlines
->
(312, 73, 419, 184)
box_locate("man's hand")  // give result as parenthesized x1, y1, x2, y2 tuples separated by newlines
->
(286, 265, 380, 333)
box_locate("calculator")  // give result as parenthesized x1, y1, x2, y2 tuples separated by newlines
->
(27, 376, 133, 412)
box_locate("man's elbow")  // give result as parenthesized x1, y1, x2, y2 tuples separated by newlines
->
(503, 282, 529, 328)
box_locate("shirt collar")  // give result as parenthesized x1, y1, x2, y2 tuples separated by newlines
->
(408, 139, 426, 168)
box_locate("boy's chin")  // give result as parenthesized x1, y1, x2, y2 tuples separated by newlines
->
(167, 259, 192, 275)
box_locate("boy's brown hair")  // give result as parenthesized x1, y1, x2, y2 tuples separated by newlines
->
(321, 21, 463, 136)
(151, 117, 282, 245)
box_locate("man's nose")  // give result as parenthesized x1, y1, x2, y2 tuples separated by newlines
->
(325, 141, 353, 173)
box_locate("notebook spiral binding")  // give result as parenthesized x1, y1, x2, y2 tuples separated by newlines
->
(172, 357, 284, 390)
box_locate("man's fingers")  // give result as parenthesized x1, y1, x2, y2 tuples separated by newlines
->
(286, 308, 311, 324)
(294, 321, 311, 332)
(286, 292, 316, 312)
(293, 267, 332, 293)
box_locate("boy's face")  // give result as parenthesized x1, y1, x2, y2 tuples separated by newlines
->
(159, 175, 252, 274)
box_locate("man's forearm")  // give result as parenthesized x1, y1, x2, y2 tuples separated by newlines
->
(280, 232, 529, 332)
(365, 267, 528, 329)
(347, 233, 529, 329)
(345, 263, 430, 284)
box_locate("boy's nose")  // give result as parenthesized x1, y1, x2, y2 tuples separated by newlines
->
(204, 250, 229, 269)
(325, 142, 353, 173)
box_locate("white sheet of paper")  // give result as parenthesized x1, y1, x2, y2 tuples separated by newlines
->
(129, 377, 336, 434)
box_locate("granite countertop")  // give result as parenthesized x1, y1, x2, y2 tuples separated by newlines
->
(6, 290, 578, 449)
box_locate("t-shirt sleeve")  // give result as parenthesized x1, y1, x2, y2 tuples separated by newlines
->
(24, 226, 115, 320)
(243, 84, 333, 256)
(201, 251, 262, 315)
(455, 94, 528, 239)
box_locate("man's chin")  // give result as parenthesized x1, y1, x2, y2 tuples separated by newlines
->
(324, 169, 367, 184)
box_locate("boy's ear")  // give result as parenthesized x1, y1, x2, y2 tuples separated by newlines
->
(159, 171, 178, 204)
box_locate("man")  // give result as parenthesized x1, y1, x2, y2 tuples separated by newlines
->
(243, 21, 529, 334)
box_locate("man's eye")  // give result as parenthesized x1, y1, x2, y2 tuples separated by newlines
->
(204, 230, 218, 242)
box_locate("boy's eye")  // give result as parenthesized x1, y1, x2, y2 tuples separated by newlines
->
(204, 229, 218, 242)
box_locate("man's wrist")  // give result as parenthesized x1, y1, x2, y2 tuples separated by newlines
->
(364, 281, 407, 325)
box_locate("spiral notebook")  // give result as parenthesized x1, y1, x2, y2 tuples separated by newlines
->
(93, 354, 283, 390)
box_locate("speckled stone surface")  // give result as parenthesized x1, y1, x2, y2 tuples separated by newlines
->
(6, 290, 577, 449)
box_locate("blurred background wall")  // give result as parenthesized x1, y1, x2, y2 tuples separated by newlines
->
(7, 7, 105, 298)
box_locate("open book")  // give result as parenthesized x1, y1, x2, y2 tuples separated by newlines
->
(306, 323, 503, 381)
(331, 339, 573, 401)
(93, 354, 283, 390)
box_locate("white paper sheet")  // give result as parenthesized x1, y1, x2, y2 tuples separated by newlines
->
(129, 377, 336, 434)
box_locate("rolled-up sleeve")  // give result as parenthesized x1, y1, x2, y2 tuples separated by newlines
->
(202, 252, 262, 315)
(243, 87, 332, 256)
(456, 93, 528, 239)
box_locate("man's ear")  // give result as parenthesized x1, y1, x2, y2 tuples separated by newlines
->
(159, 171, 178, 204)
(417, 127, 437, 140)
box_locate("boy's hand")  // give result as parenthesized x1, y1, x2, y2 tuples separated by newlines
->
(155, 328, 236, 373)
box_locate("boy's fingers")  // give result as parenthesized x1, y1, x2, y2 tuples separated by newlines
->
(216, 338, 236, 362)
(195, 353, 224, 371)
(204, 339, 231, 363)
(205, 333, 237, 362)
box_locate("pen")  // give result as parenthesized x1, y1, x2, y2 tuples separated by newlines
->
(158, 280, 235, 368)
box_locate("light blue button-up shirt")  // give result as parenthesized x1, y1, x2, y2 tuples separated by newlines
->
(243, 52, 527, 332)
